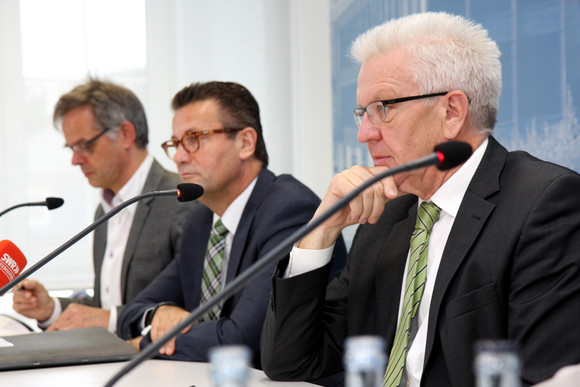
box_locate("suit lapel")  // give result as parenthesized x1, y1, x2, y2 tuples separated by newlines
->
(190, 206, 213, 306)
(226, 168, 275, 285)
(93, 205, 106, 267)
(424, 137, 507, 364)
(93, 205, 106, 304)
(120, 160, 163, 298)
(375, 198, 417, 343)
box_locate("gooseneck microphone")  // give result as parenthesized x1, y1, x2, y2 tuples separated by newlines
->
(45, 197, 65, 210)
(0, 183, 203, 297)
(0, 197, 65, 218)
(175, 184, 205, 202)
(104, 141, 472, 386)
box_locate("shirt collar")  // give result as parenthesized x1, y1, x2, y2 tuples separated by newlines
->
(213, 176, 258, 235)
(428, 137, 488, 217)
(101, 154, 154, 211)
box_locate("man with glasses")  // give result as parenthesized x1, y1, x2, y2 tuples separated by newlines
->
(12, 79, 192, 334)
(117, 81, 346, 365)
(261, 12, 580, 386)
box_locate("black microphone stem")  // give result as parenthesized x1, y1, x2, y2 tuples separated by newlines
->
(0, 202, 47, 218)
(0, 189, 178, 296)
(104, 153, 440, 387)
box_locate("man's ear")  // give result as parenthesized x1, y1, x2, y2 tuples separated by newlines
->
(443, 91, 470, 140)
(236, 127, 257, 161)
(119, 121, 137, 149)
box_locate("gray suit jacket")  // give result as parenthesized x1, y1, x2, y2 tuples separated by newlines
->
(59, 159, 193, 318)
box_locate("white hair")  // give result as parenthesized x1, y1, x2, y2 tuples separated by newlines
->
(351, 12, 502, 134)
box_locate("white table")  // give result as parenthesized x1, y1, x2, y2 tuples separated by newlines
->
(1, 294, 313, 386)
(0, 359, 312, 386)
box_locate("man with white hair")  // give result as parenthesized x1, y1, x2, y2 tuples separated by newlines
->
(261, 12, 580, 387)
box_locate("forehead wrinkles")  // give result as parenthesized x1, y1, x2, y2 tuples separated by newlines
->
(173, 102, 216, 132)
(357, 50, 417, 105)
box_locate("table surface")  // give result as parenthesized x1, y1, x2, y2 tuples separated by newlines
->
(0, 359, 313, 386)
(0, 295, 312, 386)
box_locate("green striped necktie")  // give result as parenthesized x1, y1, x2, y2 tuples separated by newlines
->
(199, 218, 228, 321)
(383, 201, 441, 387)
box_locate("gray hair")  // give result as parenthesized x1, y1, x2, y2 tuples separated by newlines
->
(53, 78, 149, 148)
(351, 12, 502, 134)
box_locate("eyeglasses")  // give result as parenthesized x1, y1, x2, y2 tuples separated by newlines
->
(353, 92, 449, 128)
(161, 127, 243, 159)
(65, 127, 112, 154)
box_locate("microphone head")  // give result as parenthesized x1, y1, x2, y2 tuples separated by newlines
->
(0, 240, 27, 287)
(45, 197, 65, 210)
(434, 141, 473, 171)
(176, 183, 204, 202)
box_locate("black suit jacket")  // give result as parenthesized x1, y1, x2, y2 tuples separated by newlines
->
(261, 137, 580, 387)
(59, 160, 192, 317)
(118, 168, 347, 366)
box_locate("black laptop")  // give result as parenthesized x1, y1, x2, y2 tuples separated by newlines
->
(0, 326, 136, 371)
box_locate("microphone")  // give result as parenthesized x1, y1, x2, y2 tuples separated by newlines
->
(176, 183, 204, 202)
(0, 240, 27, 288)
(104, 141, 472, 386)
(46, 197, 65, 210)
(0, 197, 65, 218)
(0, 183, 203, 296)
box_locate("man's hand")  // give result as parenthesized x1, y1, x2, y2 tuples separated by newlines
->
(299, 165, 398, 250)
(12, 278, 55, 322)
(127, 336, 143, 352)
(46, 304, 110, 331)
(150, 305, 194, 356)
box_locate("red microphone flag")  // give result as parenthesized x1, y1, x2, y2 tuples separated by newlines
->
(0, 240, 27, 287)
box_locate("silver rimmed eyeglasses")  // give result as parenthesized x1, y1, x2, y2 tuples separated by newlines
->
(161, 127, 243, 159)
(353, 92, 449, 128)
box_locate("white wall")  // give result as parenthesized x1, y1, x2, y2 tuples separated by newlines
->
(144, 0, 335, 196)
(0, 0, 334, 291)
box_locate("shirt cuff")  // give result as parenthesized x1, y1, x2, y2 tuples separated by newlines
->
(139, 306, 156, 332)
(37, 297, 62, 329)
(108, 307, 117, 334)
(285, 244, 335, 278)
(139, 302, 177, 334)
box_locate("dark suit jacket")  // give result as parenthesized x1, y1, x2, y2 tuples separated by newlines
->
(261, 137, 580, 387)
(117, 168, 347, 366)
(60, 160, 193, 318)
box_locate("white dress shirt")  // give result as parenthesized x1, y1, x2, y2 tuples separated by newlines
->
(287, 138, 489, 386)
(99, 155, 154, 332)
(213, 177, 257, 291)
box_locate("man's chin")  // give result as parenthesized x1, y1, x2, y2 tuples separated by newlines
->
(179, 175, 199, 185)
(372, 156, 396, 169)
(85, 176, 101, 188)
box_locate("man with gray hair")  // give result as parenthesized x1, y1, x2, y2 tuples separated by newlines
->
(261, 12, 580, 386)
(13, 79, 191, 334)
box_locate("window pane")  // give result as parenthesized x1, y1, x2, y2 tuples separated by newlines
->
(13, 0, 147, 291)
(20, 0, 146, 80)
(85, 0, 147, 76)
(20, 0, 86, 79)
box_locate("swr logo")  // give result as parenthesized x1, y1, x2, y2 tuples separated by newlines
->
(1, 253, 20, 274)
